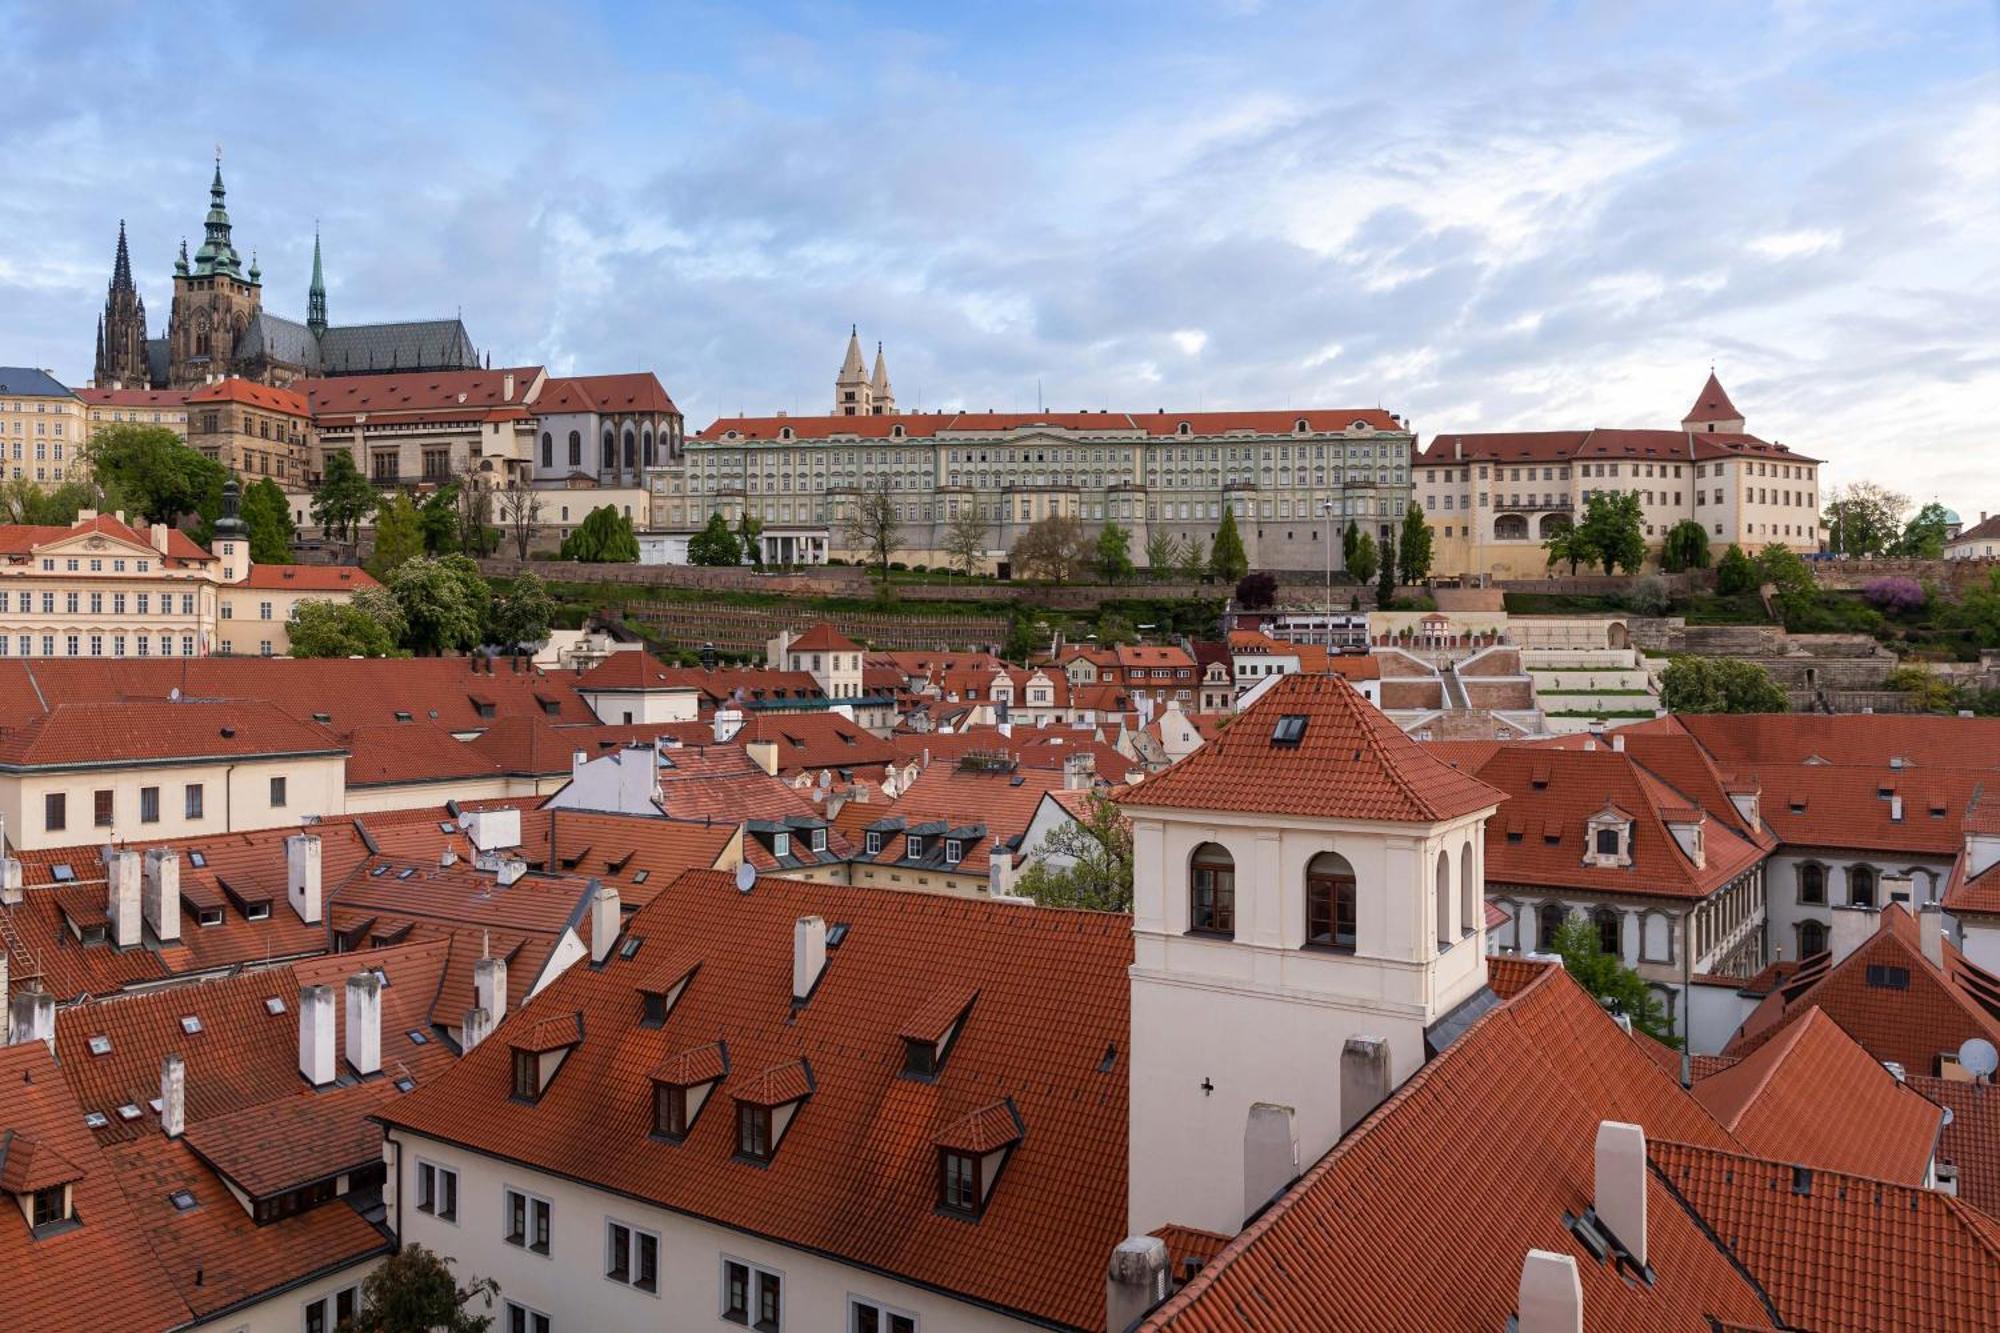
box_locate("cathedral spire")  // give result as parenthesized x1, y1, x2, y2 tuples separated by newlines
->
(870, 340, 895, 415)
(307, 227, 328, 337)
(111, 220, 134, 294)
(193, 149, 244, 278)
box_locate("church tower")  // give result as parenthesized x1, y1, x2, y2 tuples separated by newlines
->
(1682, 370, 1746, 434)
(165, 154, 263, 388)
(93, 221, 150, 389)
(307, 228, 328, 338)
(834, 326, 869, 415)
(869, 341, 895, 415)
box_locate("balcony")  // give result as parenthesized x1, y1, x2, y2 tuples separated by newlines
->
(1492, 496, 1574, 514)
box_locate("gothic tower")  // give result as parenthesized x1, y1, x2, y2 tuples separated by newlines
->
(869, 341, 895, 415)
(165, 154, 263, 388)
(307, 228, 328, 338)
(93, 221, 150, 389)
(834, 326, 869, 415)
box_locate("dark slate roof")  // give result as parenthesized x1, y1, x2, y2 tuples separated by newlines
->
(144, 339, 169, 388)
(233, 313, 318, 371)
(318, 320, 479, 376)
(0, 368, 73, 398)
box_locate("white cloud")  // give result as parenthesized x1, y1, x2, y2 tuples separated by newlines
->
(1170, 329, 1208, 356)
(1748, 229, 1843, 259)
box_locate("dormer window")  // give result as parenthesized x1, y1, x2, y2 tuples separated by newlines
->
(906, 834, 924, 860)
(508, 1012, 584, 1103)
(731, 1060, 814, 1166)
(650, 1042, 727, 1143)
(865, 831, 882, 855)
(811, 828, 826, 853)
(773, 831, 790, 859)
(934, 1099, 1024, 1221)
(900, 986, 977, 1080)
(1585, 806, 1635, 869)
(30, 1185, 69, 1230)
(944, 839, 963, 865)
(636, 959, 697, 1028)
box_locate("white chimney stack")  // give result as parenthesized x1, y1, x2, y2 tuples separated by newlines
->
(298, 984, 336, 1086)
(150, 522, 171, 555)
(107, 848, 143, 949)
(497, 858, 526, 887)
(9, 988, 53, 1054)
(475, 955, 508, 1018)
(1918, 903, 1947, 972)
(792, 915, 827, 1002)
(1830, 903, 1879, 966)
(573, 748, 590, 777)
(160, 1054, 186, 1139)
(1890, 793, 1904, 822)
(1105, 1235, 1170, 1333)
(502, 371, 516, 402)
(463, 1006, 494, 1051)
(143, 848, 181, 943)
(345, 972, 382, 1077)
(0, 952, 8, 1024)
(1593, 1120, 1648, 1267)
(590, 883, 620, 965)
(287, 834, 322, 925)
(1339, 1035, 1393, 1135)
(1611, 733, 1626, 752)
(1242, 1102, 1300, 1223)
(1516, 1250, 1583, 1333)
(0, 815, 21, 905)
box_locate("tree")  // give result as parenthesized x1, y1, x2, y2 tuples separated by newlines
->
(1341, 519, 1359, 572)
(341, 1243, 498, 1333)
(454, 476, 498, 556)
(1178, 535, 1209, 583)
(1660, 519, 1711, 573)
(943, 506, 990, 578)
(1349, 531, 1379, 586)
(286, 599, 401, 658)
(488, 571, 556, 649)
(1715, 543, 1756, 595)
(495, 482, 543, 560)
(311, 449, 378, 544)
(1094, 523, 1134, 583)
(1010, 514, 1093, 584)
(1944, 569, 2000, 645)
(1012, 792, 1134, 911)
(1209, 508, 1249, 584)
(736, 511, 764, 569)
(239, 477, 295, 565)
(559, 505, 640, 563)
(1397, 505, 1433, 584)
(686, 512, 742, 566)
(1093, 611, 1139, 646)
(1143, 529, 1179, 575)
(367, 494, 424, 579)
(1886, 663, 1957, 713)
(1549, 917, 1678, 1046)
(418, 485, 461, 554)
(85, 423, 226, 524)
(1577, 491, 1646, 575)
(1376, 546, 1397, 607)
(0, 476, 103, 525)
(1543, 521, 1589, 576)
(1235, 571, 1278, 610)
(842, 477, 900, 581)
(1623, 575, 1671, 616)
(1660, 656, 1789, 714)
(385, 553, 491, 655)
(1822, 481, 1909, 557)
(1756, 543, 1817, 622)
(1891, 502, 1953, 559)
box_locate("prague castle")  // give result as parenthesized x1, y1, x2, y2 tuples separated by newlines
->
(92, 157, 481, 391)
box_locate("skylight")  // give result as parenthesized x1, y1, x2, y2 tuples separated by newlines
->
(632, 869, 650, 885)
(50, 864, 74, 883)
(116, 1104, 142, 1121)
(1271, 715, 1309, 745)
(407, 1030, 429, 1045)
(188, 852, 207, 868)
(179, 1015, 202, 1035)
(394, 1077, 416, 1093)
(168, 1188, 197, 1212)
(264, 996, 286, 1015)
(396, 867, 417, 880)
(87, 1034, 111, 1056)
(618, 936, 643, 961)
(369, 865, 389, 877)
(83, 1112, 108, 1129)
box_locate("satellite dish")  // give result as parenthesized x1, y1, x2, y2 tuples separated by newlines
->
(1960, 1037, 1999, 1080)
(734, 862, 757, 894)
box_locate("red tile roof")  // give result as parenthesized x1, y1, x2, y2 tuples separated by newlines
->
(0, 512, 212, 562)
(1677, 713, 2000, 773)
(574, 651, 689, 692)
(533, 372, 679, 416)
(699, 413, 959, 441)
(184, 378, 310, 416)
(1132, 409, 1404, 435)
(380, 869, 1131, 1330)
(784, 622, 862, 654)
(76, 387, 189, 407)
(543, 809, 735, 902)
(1909, 1075, 2000, 1215)
(299, 367, 544, 421)
(239, 563, 379, 590)
(344, 721, 500, 787)
(0, 699, 341, 770)
(1127, 674, 1504, 824)
(1685, 371, 1742, 423)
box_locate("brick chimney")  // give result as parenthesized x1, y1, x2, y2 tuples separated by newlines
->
(298, 984, 336, 1086)
(345, 972, 382, 1077)
(589, 882, 620, 965)
(792, 915, 827, 1001)
(1338, 1035, 1392, 1135)
(1830, 903, 1879, 966)
(1516, 1250, 1582, 1333)
(1242, 1102, 1299, 1222)
(1104, 1235, 1169, 1333)
(286, 833, 322, 924)
(475, 955, 508, 1019)
(106, 848, 143, 949)
(160, 1054, 186, 1139)
(1594, 1120, 1648, 1266)
(143, 848, 181, 943)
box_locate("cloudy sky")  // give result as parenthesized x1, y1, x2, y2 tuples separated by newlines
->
(3, 1, 1995, 505)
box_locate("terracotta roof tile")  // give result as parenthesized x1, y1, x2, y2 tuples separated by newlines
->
(514, 1011, 585, 1054)
(239, 563, 379, 591)
(1909, 1075, 2000, 1215)
(650, 1042, 727, 1087)
(934, 1098, 1023, 1153)
(785, 623, 862, 653)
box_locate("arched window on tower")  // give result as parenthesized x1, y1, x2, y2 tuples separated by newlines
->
(1435, 851, 1452, 946)
(1306, 851, 1357, 952)
(1189, 843, 1235, 936)
(1459, 842, 1476, 938)
(1593, 907, 1622, 959)
(643, 427, 655, 468)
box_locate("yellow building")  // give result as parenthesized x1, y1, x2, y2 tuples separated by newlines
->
(185, 377, 314, 487)
(78, 386, 190, 441)
(0, 367, 86, 486)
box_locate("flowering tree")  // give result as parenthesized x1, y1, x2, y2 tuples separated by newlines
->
(1862, 577, 1926, 613)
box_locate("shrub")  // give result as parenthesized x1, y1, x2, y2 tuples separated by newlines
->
(1863, 577, 1927, 613)
(1623, 576, 1671, 617)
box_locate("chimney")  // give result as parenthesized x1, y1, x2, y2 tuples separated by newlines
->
(1611, 733, 1625, 752)
(345, 971, 382, 1077)
(0, 847, 19, 906)
(573, 748, 590, 777)
(286, 833, 322, 924)
(1242, 1102, 1299, 1222)
(475, 955, 508, 1019)
(1830, 903, 1879, 966)
(1516, 1250, 1583, 1333)
(502, 371, 515, 402)
(150, 522, 170, 555)
(497, 858, 527, 887)
(1970, 825, 2000, 881)
(589, 882, 620, 964)
(745, 738, 780, 777)
(1890, 793, 1904, 822)
(1594, 1120, 1648, 1266)
(1105, 1235, 1170, 1333)
(462, 1006, 494, 1051)
(1918, 903, 1947, 972)
(160, 1054, 186, 1139)
(298, 984, 336, 1086)
(9, 989, 54, 1054)
(713, 707, 744, 743)
(792, 915, 827, 1001)
(107, 849, 143, 949)
(143, 848, 181, 943)
(1339, 1035, 1393, 1135)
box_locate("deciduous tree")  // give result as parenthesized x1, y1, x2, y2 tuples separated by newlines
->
(385, 553, 490, 655)
(1577, 491, 1645, 575)
(286, 599, 401, 658)
(1660, 519, 1711, 573)
(842, 477, 900, 582)
(240, 477, 295, 565)
(1715, 543, 1756, 594)
(1012, 792, 1134, 912)
(686, 512, 741, 566)
(488, 571, 557, 649)
(1549, 917, 1678, 1045)
(1660, 656, 1788, 714)
(310, 449, 378, 544)
(1094, 523, 1134, 583)
(1235, 571, 1277, 610)
(367, 494, 424, 579)
(559, 505, 640, 562)
(341, 1243, 499, 1333)
(944, 506, 990, 577)
(85, 423, 225, 525)
(1891, 502, 1953, 559)
(1823, 481, 1909, 557)
(1010, 513, 1093, 584)
(496, 482, 543, 560)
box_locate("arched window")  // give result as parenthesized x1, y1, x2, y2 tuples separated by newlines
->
(1798, 919, 1828, 958)
(1435, 851, 1452, 946)
(1494, 513, 1529, 541)
(1189, 843, 1235, 936)
(1538, 513, 1570, 539)
(1537, 902, 1570, 950)
(1306, 851, 1358, 952)
(643, 427, 655, 466)
(1849, 865, 1876, 907)
(1797, 862, 1825, 905)
(1593, 907, 1621, 959)
(1459, 842, 1476, 938)
(623, 428, 637, 468)
(540, 432, 553, 469)
(568, 431, 581, 467)
(602, 430, 615, 468)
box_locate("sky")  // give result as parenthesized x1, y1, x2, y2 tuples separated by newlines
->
(3, 1, 1996, 507)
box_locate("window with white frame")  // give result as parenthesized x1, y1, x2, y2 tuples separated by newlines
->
(503, 1187, 551, 1255)
(504, 1301, 551, 1333)
(850, 1296, 918, 1332)
(415, 1159, 457, 1222)
(605, 1218, 659, 1293)
(722, 1256, 783, 1330)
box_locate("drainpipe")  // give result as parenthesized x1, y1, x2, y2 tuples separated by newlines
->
(1681, 907, 1693, 1087)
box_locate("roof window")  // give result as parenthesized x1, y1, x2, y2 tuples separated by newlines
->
(116, 1103, 142, 1121)
(264, 996, 286, 1015)
(188, 852, 207, 869)
(179, 1016, 202, 1035)
(935, 1099, 1025, 1220)
(50, 864, 74, 883)
(82, 1112, 108, 1130)
(1865, 964, 1911, 990)
(407, 1029, 429, 1045)
(394, 1076, 416, 1093)
(632, 869, 650, 885)
(168, 1188, 197, 1212)
(1271, 715, 1308, 746)
(87, 1035, 111, 1057)
(618, 935, 644, 961)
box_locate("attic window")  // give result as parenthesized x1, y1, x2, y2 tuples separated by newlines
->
(773, 831, 791, 858)
(944, 839, 963, 865)
(632, 870, 650, 885)
(811, 828, 827, 854)
(1788, 799, 1806, 813)
(619, 936, 644, 961)
(394, 711, 412, 722)
(179, 1015, 202, 1035)
(369, 865, 389, 878)
(407, 1030, 429, 1045)
(168, 1188, 197, 1212)
(264, 997, 286, 1015)
(313, 712, 331, 724)
(394, 1077, 416, 1093)
(116, 1103, 143, 1121)
(87, 1034, 111, 1057)
(934, 1099, 1025, 1220)
(50, 864, 75, 883)
(826, 923, 849, 948)
(188, 852, 207, 869)
(906, 834, 924, 860)
(1271, 715, 1309, 746)
(83, 1111, 108, 1129)
(1865, 965, 1911, 990)
(197, 907, 223, 928)
(245, 901, 270, 921)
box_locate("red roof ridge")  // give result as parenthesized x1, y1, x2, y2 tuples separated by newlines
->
(934, 1097, 1024, 1154)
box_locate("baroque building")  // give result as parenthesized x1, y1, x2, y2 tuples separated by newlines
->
(91, 156, 482, 392)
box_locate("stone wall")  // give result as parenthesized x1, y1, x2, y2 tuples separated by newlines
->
(1810, 557, 2000, 592)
